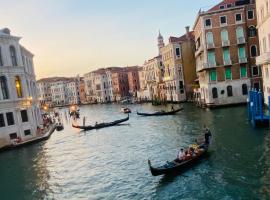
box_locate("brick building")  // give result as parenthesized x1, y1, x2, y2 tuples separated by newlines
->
(194, 0, 261, 107)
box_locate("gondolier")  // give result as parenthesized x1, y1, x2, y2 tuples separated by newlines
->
(203, 125, 212, 145)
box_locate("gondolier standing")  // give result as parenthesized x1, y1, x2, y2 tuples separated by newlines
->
(203, 125, 212, 145)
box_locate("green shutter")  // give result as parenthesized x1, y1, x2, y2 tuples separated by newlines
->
(240, 66, 247, 78)
(208, 51, 216, 63)
(221, 30, 228, 41)
(225, 68, 231, 79)
(210, 70, 217, 81)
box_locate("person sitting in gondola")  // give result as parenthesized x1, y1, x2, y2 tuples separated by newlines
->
(171, 106, 174, 111)
(177, 148, 185, 161)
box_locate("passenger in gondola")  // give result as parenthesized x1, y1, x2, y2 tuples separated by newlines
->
(171, 105, 174, 111)
(95, 122, 98, 126)
(177, 148, 185, 162)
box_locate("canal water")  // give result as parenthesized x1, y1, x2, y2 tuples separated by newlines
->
(0, 103, 269, 200)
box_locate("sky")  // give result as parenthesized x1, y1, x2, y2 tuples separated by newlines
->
(0, 0, 220, 79)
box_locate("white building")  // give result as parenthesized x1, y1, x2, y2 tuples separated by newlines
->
(256, 0, 270, 102)
(0, 28, 42, 147)
(84, 69, 113, 103)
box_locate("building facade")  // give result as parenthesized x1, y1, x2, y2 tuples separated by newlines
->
(0, 28, 42, 147)
(193, 0, 261, 107)
(126, 66, 140, 97)
(161, 27, 196, 102)
(256, 0, 270, 102)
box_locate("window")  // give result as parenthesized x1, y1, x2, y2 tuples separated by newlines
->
(212, 88, 218, 99)
(176, 48, 180, 57)
(227, 4, 232, 8)
(15, 76, 23, 98)
(250, 45, 257, 57)
(210, 70, 217, 81)
(247, 10, 254, 20)
(21, 110, 28, 122)
(9, 46, 17, 66)
(223, 48, 230, 63)
(0, 76, 9, 99)
(208, 51, 216, 64)
(205, 19, 212, 27)
(9, 133, 17, 140)
(227, 86, 233, 97)
(220, 5, 225, 9)
(248, 26, 257, 37)
(179, 81, 184, 94)
(206, 32, 214, 44)
(0, 114, 5, 127)
(225, 68, 232, 80)
(236, 26, 244, 38)
(6, 112, 14, 126)
(252, 66, 259, 76)
(24, 129, 31, 136)
(0, 47, 3, 66)
(240, 66, 247, 78)
(220, 16, 227, 25)
(238, 47, 246, 59)
(221, 29, 229, 42)
(254, 82, 260, 91)
(242, 84, 248, 95)
(235, 13, 242, 22)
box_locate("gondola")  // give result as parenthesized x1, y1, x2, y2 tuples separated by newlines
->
(148, 144, 209, 176)
(121, 107, 131, 113)
(72, 115, 129, 130)
(137, 107, 183, 116)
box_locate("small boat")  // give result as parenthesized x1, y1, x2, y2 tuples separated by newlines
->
(72, 115, 129, 130)
(148, 143, 209, 176)
(121, 107, 131, 113)
(137, 107, 183, 116)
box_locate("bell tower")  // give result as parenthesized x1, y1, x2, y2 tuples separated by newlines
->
(157, 30, 164, 55)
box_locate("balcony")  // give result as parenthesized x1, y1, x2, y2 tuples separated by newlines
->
(222, 40, 230, 47)
(223, 59, 232, 66)
(237, 37, 245, 44)
(256, 52, 270, 65)
(207, 43, 215, 49)
(195, 45, 204, 57)
(239, 57, 247, 63)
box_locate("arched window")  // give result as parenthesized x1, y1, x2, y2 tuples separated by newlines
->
(212, 87, 218, 99)
(236, 27, 244, 38)
(0, 46, 3, 66)
(250, 45, 257, 57)
(206, 32, 214, 44)
(227, 85, 233, 97)
(221, 29, 229, 42)
(15, 76, 23, 98)
(248, 26, 257, 37)
(0, 76, 9, 99)
(242, 84, 248, 95)
(10, 46, 17, 66)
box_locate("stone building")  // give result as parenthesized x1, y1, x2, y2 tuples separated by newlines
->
(256, 0, 270, 102)
(0, 28, 42, 147)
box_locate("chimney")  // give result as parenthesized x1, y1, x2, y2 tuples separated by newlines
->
(185, 26, 190, 39)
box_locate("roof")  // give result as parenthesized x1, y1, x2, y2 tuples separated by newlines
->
(37, 77, 75, 83)
(207, 0, 237, 12)
(168, 31, 195, 43)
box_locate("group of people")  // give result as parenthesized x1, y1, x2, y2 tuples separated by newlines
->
(176, 125, 212, 162)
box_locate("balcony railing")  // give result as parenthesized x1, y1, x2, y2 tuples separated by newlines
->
(237, 37, 245, 44)
(204, 61, 216, 68)
(239, 57, 247, 63)
(223, 59, 232, 66)
(207, 43, 215, 49)
(222, 40, 230, 47)
(256, 52, 270, 65)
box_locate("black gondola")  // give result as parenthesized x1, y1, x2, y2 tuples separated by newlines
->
(148, 144, 208, 176)
(137, 107, 183, 116)
(72, 115, 129, 130)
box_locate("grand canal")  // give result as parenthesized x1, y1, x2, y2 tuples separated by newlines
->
(0, 103, 270, 199)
